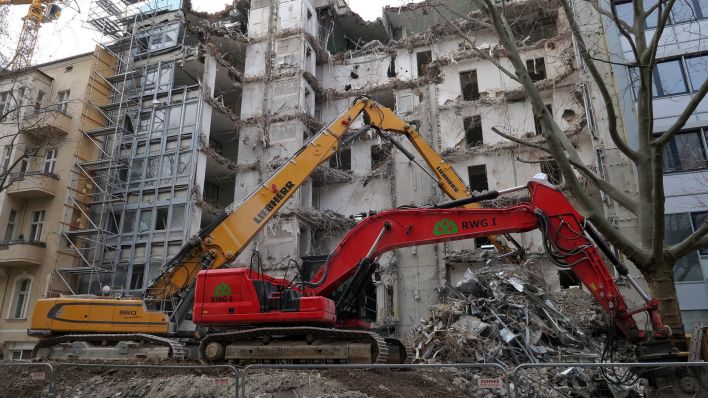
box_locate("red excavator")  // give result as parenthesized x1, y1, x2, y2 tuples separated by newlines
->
(194, 176, 675, 364)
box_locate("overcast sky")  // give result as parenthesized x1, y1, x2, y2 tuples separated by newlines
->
(3, 0, 417, 65)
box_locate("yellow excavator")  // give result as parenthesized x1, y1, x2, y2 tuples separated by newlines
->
(29, 96, 515, 360)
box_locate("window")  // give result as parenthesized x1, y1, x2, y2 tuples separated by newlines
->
(617, 0, 707, 26)
(329, 148, 351, 171)
(460, 70, 479, 101)
(533, 104, 553, 135)
(10, 350, 33, 360)
(64, 65, 73, 72)
(541, 159, 563, 185)
(662, 129, 708, 172)
(526, 58, 547, 82)
(56, 90, 70, 113)
(43, 148, 57, 174)
(0, 91, 10, 116)
(464, 115, 483, 147)
(1, 145, 12, 172)
(122, 210, 137, 234)
(130, 265, 144, 290)
(665, 212, 707, 281)
(685, 54, 707, 92)
(154, 207, 169, 231)
(171, 205, 185, 231)
(467, 165, 488, 193)
(29, 210, 44, 242)
(5, 210, 17, 241)
(416, 50, 432, 76)
(653, 59, 688, 96)
(204, 181, 220, 203)
(177, 152, 191, 175)
(14, 88, 24, 118)
(138, 209, 153, 234)
(33, 90, 44, 115)
(10, 278, 31, 319)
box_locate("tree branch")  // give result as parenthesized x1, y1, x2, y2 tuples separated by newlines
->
(668, 221, 708, 260)
(491, 127, 638, 213)
(559, 0, 640, 162)
(654, 77, 708, 145)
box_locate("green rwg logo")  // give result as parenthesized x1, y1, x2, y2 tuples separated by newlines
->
(433, 218, 458, 235)
(214, 282, 231, 297)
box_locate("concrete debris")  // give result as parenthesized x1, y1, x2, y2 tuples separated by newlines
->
(413, 263, 613, 366)
(291, 208, 356, 232)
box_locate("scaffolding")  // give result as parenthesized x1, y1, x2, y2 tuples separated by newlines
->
(52, 0, 184, 295)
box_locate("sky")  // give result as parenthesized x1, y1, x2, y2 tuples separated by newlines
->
(3, 0, 418, 65)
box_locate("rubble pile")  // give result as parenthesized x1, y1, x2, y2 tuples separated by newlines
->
(414, 264, 611, 366)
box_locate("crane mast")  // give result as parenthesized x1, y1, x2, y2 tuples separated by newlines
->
(2, 0, 64, 70)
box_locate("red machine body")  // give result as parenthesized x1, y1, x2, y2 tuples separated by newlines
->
(193, 179, 667, 343)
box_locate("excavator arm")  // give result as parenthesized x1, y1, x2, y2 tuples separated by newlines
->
(146, 96, 508, 301)
(293, 178, 669, 343)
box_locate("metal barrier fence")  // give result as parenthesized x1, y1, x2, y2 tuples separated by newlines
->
(3, 360, 708, 398)
(239, 363, 509, 398)
(511, 362, 708, 398)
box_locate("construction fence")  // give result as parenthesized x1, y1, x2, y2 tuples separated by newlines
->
(2, 361, 708, 397)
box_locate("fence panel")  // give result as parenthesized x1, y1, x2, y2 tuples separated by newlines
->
(0, 362, 56, 398)
(239, 363, 509, 398)
(511, 362, 708, 398)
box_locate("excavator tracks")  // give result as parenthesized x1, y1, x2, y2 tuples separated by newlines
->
(199, 327, 397, 364)
(32, 333, 186, 361)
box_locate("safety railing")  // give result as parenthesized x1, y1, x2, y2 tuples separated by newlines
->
(3, 361, 708, 397)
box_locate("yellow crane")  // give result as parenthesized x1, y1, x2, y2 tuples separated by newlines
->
(1, 0, 65, 70)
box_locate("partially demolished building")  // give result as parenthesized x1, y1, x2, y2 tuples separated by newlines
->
(24, 0, 642, 343)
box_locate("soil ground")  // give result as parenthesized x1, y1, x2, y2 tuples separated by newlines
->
(0, 363, 505, 398)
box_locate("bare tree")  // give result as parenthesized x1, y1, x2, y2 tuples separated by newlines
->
(428, 0, 708, 334)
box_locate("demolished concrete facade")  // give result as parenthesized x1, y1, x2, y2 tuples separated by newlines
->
(2, 0, 650, 353)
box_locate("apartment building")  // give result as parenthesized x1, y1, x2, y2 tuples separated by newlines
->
(0, 51, 103, 359)
(0, 0, 642, 355)
(605, 1, 708, 329)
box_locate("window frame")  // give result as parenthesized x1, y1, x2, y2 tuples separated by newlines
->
(459, 70, 480, 101)
(43, 148, 57, 174)
(526, 57, 547, 82)
(0, 91, 11, 115)
(8, 277, 32, 320)
(4, 209, 17, 241)
(463, 115, 483, 147)
(29, 210, 45, 242)
(55, 90, 70, 113)
(660, 127, 708, 173)
(467, 164, 489, 193)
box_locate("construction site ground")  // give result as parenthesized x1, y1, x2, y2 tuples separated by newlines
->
(2, 364, 499, 398)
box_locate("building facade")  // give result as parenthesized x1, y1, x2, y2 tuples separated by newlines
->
(606, 1, 708, 329)
(0, 52, 100, 359)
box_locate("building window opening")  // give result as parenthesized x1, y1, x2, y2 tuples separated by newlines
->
(5, 209, 17, 241)
(330, 147, 351, 171)
(56, 90, 70, 113)
(154, 207, 169, 230)
(460, 70, 479, 101)
(130, 265, 145, 290)
(662, 129, 708, 173)
(11, 278, 31, 319)
(43, 148, 57, 174)
(558, 269, 581, 289)
(371, 143, 392, 170)
(533, 104, 553, 135)
(416, 50, 432, 76)
(464, 115, 483, 147)
(467, 164, 488, 193)
(29, 210, 45, 242)
(526, 58, 547, 82)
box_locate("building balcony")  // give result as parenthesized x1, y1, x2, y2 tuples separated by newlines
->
(0, 240, 46, 267)
(21, 110, 73, 140)
(6, 171, 59, 198)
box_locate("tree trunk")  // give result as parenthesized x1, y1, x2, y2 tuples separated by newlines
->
(643, 259, 686, 349)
